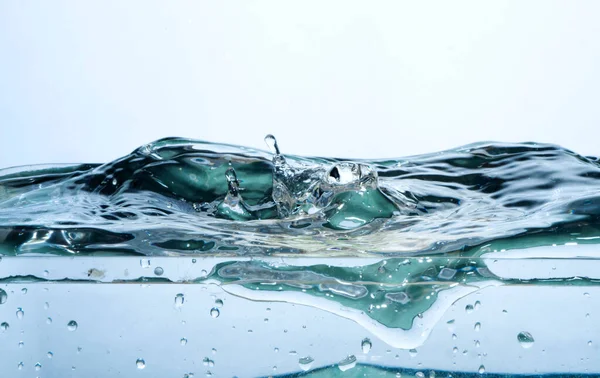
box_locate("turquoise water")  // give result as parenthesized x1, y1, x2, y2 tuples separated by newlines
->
(1, 136, 600, 377)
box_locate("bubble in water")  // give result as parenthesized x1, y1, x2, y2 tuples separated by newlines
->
(136, 358, 146, 369)
(298, 356, 314, 371)
(517, 331, 535, 348)
(35, 362, 42, 371)
(478, 365, 485, 374)
(140, 259, 151, 268)
(175, 293, 185, 308)
(465, 304, 474, 314)
(67, 320, 78, 331)
(338, 355, 357, 372)
(180, 338, 188, 346)
(47, 352, 53, 359)
(210, 308, 220, 318)
(361, 338, 372, 353)
(16, 308, 23, 319)
(215, 299, 224, 308)
(474, 322, 481, 331)
(409, 348, 418, 358)
(0, 289, 7, 304)
(154, 267, 164, 276)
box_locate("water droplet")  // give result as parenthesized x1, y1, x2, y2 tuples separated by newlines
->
(264, 134, 281, 155)
(20, 288, 27, 295)
(17, 362, 23, 370)
(16, 308, 23, 319)
(215, 299, 223, 308)
(588, 340, 593, 346)
(452, 347, 458, 353)
(18, 341, 24, 348)
(584, 292, 590, 297)
(474, 322, 481, 331)
(112, 178, 117, 186)
(361, 338, 372, 353)
(67, 320, 78, 331)
(35, 362, 42, 371)
(274, 347, 279, 353)
(211, 348, 217, 354)
(136, 358, 146, 369)
(140, 259, 151, 268)
(191, 258, 197, 263)
(0, 322, 8, 331)
(465, 304, 474, 314)
(46, 317, 52, 324)
(175, 293, 185, 308)
(474, 300, 481, 310)
(452, 334, 457, 340)
(478, 365, 485, 374)
(409, 348, 418, 358)
(298, 356, 314, 371)
(416, 372, 425, 378)
(0, 289, 7, 304)
(338, 355, 357, 372)
(518, 331, 535, 348)
(43, 270, 49, 277)
(202, 357, 215, 367)
(210, 308, 220, 318)
(44, 302, 50, 310)
(47, 352, 53, 359)
(180, 338, 187, 346)
(154, 267, 164, 276)
(475, 340, 480, 348)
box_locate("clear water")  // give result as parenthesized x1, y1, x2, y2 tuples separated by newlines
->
(1, 136, 600, 377)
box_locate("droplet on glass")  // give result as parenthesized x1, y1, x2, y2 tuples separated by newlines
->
(210, 308, 220, 318)
(136, 358, 146, 369)
(67, 320, 78, 331)
(16, 308, 24, 319)
(154, 267, 164, 276)
(298, 356, 314, 371)
(517, 331, 535, 348)
(361, 338, 372, 353)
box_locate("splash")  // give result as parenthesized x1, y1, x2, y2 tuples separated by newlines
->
(1, 135, 600, 256)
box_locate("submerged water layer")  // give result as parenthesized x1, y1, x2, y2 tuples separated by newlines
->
(1, 255, 600, 377)
(1, 136, 600, 256)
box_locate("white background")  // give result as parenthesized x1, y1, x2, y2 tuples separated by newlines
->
(1, 1, 600, 168)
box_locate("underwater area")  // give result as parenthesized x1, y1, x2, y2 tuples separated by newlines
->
(1, 135, 600, 377)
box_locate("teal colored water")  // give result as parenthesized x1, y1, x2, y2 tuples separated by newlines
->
(1, 136, 600, 377)
(1, 135, 599, 257)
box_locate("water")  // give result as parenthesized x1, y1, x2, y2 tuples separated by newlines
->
(1, 135, 600, 377)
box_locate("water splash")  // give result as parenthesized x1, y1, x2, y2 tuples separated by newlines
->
(1, 135, 599, 257)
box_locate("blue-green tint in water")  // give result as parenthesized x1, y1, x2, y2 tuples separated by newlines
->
(1, 135, 600, 377)
(1, 135, 599, 256)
